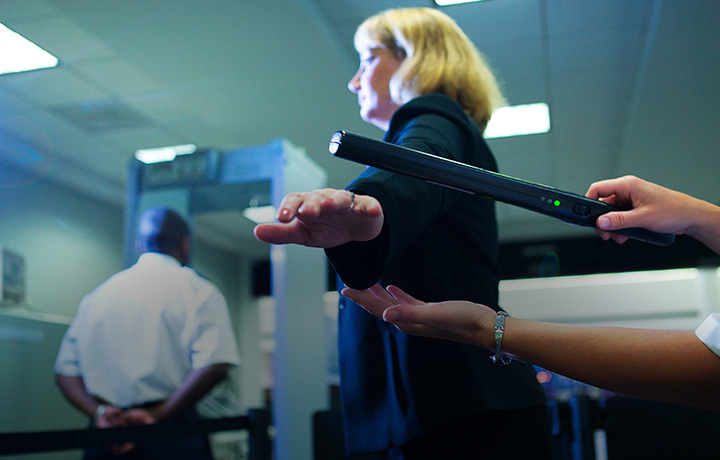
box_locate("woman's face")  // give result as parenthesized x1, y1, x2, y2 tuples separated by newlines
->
(348, 45, 403, 131)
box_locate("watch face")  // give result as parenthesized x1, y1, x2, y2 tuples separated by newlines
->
(93, 404, 107, 424)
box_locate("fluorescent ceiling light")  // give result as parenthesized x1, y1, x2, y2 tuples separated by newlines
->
(0, 23, 59, 75)
(484, 102, 551, 139)
(435, 0, 485, 5)
(242, 205, 277, 224)
(134, 144, 197, 164)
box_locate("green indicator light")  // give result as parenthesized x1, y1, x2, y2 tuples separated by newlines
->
(553, 200, 560, 207)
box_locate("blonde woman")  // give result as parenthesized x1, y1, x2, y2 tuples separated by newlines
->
(256, 8, 552, 459)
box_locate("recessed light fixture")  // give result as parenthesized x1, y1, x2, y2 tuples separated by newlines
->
(134, 144, 197, 164)
(484, 102, 551, 139)
(0, 23, 59, 75)
(435, 0, 485, 6)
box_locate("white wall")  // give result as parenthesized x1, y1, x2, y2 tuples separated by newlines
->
(0, 167, 125, 317)
(500, 267, 720, 331)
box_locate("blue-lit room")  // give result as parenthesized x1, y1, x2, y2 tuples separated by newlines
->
(1, 1, 720, 459)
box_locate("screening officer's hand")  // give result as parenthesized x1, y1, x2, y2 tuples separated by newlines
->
(342, 284, 496, 348)
(586, 175, 696, 244)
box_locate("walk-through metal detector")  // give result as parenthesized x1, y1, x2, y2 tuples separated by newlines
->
(124, 138, 329, 460)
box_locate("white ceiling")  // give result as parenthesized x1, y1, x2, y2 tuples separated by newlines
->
(1, 0, 719, 258)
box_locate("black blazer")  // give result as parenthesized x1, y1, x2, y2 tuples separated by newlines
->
(326, 94, 547, 455)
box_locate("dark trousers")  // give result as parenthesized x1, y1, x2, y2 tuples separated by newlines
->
(83, 408, 213, 460)
(379, 405, 554, 460)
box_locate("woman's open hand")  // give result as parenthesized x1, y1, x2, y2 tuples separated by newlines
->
(254, 188, 384, 248)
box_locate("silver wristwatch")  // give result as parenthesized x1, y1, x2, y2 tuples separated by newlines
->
(92, 404, 107, 426)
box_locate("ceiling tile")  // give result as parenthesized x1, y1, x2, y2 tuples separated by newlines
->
(1, 67, 107, 106)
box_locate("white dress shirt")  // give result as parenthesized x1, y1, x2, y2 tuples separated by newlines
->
(55, 252, 240, 408)
(695, 313, 720, 357)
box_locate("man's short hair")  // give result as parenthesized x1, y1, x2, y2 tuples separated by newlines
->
(136, 207, 189, 255)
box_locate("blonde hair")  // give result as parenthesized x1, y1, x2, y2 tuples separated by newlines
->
(354, 7, 505, 131)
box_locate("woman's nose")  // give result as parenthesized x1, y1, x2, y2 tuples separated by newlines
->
(348, 69, 361, 93)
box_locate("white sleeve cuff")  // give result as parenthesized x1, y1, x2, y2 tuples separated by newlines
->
(695, 313, 720, 357)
